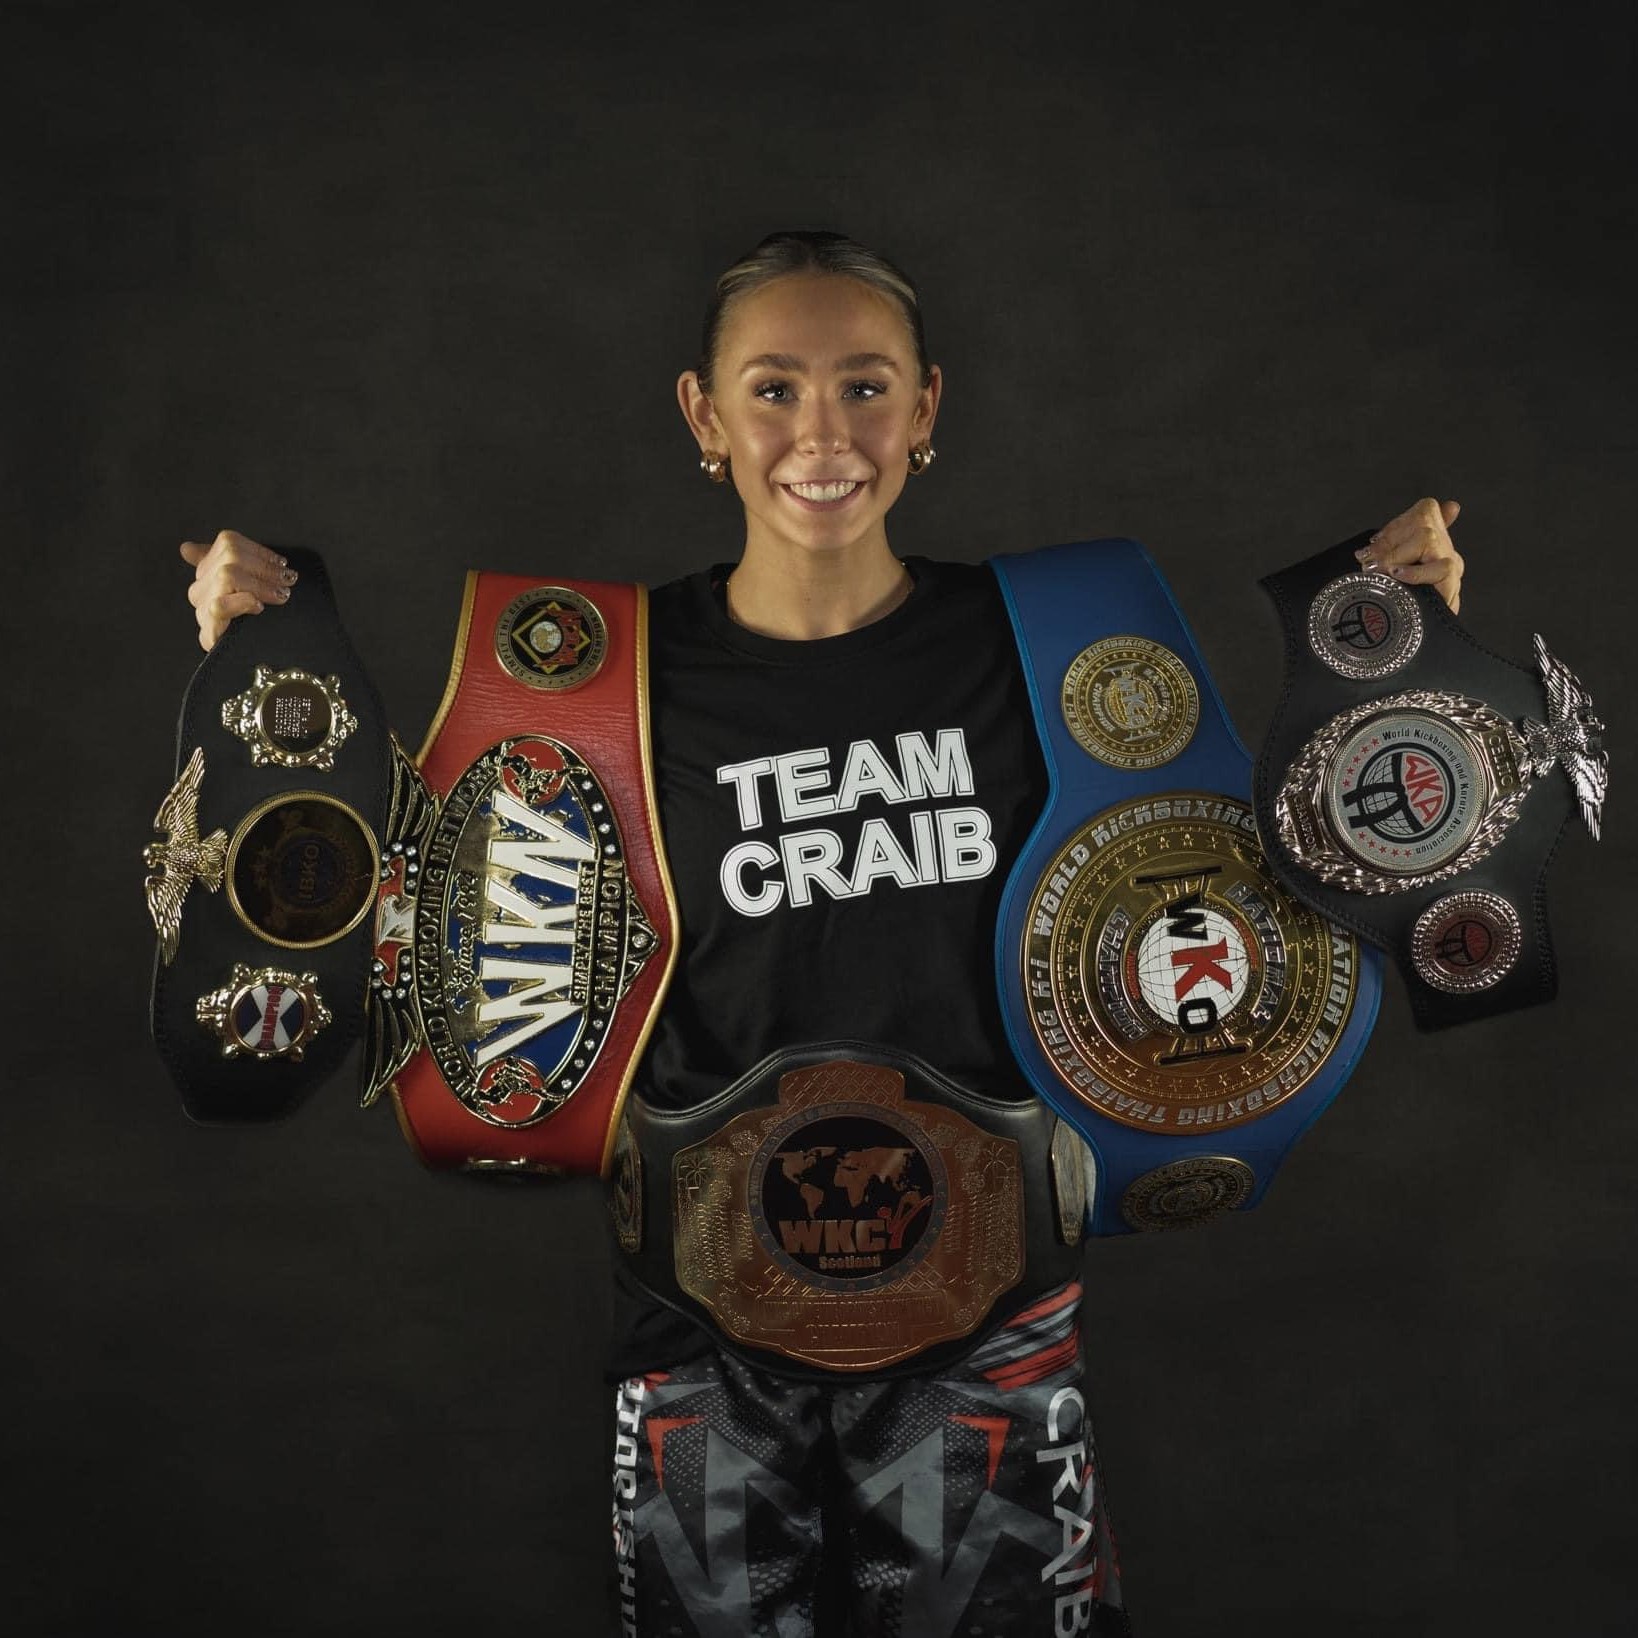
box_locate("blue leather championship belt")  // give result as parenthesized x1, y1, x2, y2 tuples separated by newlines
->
(991, 540, 1384, 1236)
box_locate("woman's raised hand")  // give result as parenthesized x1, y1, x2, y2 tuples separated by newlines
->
(1356, 497, 1466, 615)
(178, 529, 298, 651)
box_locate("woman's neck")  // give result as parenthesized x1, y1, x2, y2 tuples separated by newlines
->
(724, 537, 911, 640)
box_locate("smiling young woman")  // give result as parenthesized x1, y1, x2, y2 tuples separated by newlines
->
(178, 228, 1467, 1638)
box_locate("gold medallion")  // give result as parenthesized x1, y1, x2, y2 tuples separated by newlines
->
(196, 963, 333, 1061)
(1061, 636, 1200, 769)
(225, 792, 380, 950)
(493, 586, 608, 691)
(1022, 792, 1356, 1133)
(1121, 1156, 1255, 1231)
(221, 666, 358, 769)
(671, 1060, 1024, 1373)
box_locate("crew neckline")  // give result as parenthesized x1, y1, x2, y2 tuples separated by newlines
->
(691, 556, 937, 664)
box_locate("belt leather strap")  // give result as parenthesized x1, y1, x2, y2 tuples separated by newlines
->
(991, 539, 1383, 1236)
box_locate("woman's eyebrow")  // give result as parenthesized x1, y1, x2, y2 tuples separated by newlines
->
(738, 351, 902, 374)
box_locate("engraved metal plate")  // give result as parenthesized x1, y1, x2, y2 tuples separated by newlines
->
(609, 1114, 643, 1253)
(1049, 1118, 1089, 1247)
(494, 586, 608, 691)
(411, 735, 657, 1127)
(1276, 690, 1533, 894)
(225, 793, 380, 949)
(196, 963, 333, 1060)
(672, 1060, 1024, 1372)
(1121, 1156, 1255, 1232)
(1411, 891, 1523, 993)
(360, 736, 438, 1107)
(1307, 571, 1423, 680)
(1022, 792, 1358, 1134)
(144, 746, 228, 964)
(1061, 636, 1200, 769)
(222, 666, 358, 769)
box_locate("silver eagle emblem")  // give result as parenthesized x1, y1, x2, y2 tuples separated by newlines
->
(1523, 634, 1608, 840)
(143, 746, 228, 963)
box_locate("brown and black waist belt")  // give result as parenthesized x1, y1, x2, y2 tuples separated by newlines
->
(612, 1042, 1091, 1380)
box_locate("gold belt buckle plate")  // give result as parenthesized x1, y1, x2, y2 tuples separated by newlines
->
(671, 1060, 1025, 1372)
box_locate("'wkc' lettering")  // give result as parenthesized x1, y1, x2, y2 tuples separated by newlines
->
(715, 729, 997, 916)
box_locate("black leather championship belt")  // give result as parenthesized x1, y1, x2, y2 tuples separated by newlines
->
(145, 551, 678, 1173)
(613, 1044, 1091, 1380)
(1255, 534, 1609, 1028)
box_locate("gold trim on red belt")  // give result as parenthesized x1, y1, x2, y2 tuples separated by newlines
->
(363, 572, 678, 1176)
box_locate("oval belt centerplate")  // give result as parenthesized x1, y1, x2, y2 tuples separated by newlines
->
(409, 733, 659, 1128)
(1021, 790, 1355, 1134)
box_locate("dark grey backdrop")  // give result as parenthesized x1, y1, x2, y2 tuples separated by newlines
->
(5, 5, 1634, 1635)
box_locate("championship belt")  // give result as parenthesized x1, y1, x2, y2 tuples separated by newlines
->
(145, 555, 677, 1175)
(1254, 534, 1608, 1028)
(614, 1043, 1091, 1379)
(992, 540, 1383, 1237)
(147, 548, 392, 1121)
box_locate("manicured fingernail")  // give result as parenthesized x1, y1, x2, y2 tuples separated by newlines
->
(275, 586, 290, 600)
(279, 569, 297, 585)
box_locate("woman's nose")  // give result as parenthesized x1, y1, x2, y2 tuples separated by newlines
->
(794, 396, 849, 454)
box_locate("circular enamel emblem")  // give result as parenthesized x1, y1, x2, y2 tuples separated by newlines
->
(226, 793, 379, 949)
(412, 736, 657, 1127)
(1307, 572, 1423, 680)
(195, 963, 333, 1061)
(748, 1102, 949, 1294)
(1121, 1156, 1255, 1232)
(1022, 792, 1356, 1133)
(1061, 637, 1200, 770)
(222, 666, 358, 769)
(1411, 891, 1523, 993)
(1322, 710, 1488, 877)
(494, 586, 607, 690)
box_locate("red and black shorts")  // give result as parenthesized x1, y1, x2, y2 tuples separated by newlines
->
(610, 1281, 1130, 1637)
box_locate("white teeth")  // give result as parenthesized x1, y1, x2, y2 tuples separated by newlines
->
(788, 481, 859, 502)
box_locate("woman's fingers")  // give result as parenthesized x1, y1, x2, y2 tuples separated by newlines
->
(179, 529, 295, 651)
(200, 588, 266, 649)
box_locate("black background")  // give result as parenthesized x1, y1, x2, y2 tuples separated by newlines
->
(5, 4, 1634, 1634)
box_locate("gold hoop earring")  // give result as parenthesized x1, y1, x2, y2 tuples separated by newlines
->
(699, 452, 729, 484)
(907, 443, 937, 476)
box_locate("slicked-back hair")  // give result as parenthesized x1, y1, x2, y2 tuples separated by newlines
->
(696, 229, 930, 393)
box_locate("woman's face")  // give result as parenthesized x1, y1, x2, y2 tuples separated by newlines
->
(679, 271, 941, 561)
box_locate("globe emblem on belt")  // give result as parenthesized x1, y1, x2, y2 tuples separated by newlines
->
(1126, 893, 1257, 1036)
(749, 1105, 949, 1295)
(1306, 571, 1423, 680)
(1323, 710, 1485, 875)
(1022, 792, 1356, 1135)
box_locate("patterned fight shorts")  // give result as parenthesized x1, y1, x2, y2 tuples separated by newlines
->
(610, 1281, 1130, 1637)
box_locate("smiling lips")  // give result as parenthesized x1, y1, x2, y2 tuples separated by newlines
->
(783, 479, 864, 508)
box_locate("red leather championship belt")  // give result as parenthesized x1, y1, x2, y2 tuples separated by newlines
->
(146, 556, 676, 1177)
(370, 575, 678, 1173)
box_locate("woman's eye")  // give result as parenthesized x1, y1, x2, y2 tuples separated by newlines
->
(845, 380, 886, 400)
(753, 381, 790, 403)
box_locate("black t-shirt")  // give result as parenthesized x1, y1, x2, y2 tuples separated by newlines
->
(607, 554, 1050, 1377)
